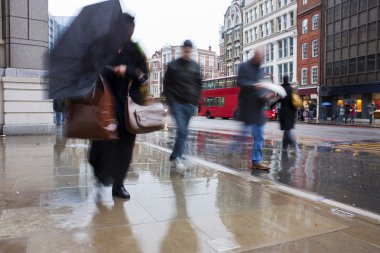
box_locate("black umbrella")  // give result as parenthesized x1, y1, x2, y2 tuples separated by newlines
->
(49, 0, 131, 99)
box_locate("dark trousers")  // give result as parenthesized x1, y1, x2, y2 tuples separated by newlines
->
(282, 130, 296, 149)
(89, 135, 136, 187)
(169, 102, 195, 161)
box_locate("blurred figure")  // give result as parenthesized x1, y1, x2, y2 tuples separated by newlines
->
(53, 98, 65, 126)
(368, 103, 376, 125)
(89, 14, 148, 206)
(344, 103, 351, 124)
(309, 101, 316, 121)
(339, 105, 345, 123)
(350, 103, 357, 124)
(237, 48, 271, 170)
(279, 75, 298, 150)
(164, 40, 202, 169)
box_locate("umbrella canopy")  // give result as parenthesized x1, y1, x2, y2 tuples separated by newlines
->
(322, 102, 332, 106)
(49, 0, 131, 99)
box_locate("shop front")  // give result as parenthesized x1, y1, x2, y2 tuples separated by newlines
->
(320, 84, 380, 119)
(298, 87, 319, 117)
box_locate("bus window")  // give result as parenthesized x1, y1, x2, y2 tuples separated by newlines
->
(218, 97, 225, 106)
(226, 78, 233, 88)
(218, 79, 226, 88)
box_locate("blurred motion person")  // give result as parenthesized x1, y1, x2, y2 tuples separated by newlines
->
(309, 101, 316, 121)
(350, 103, 357, 125)
(89, 14, 148, 206)
(279, 75, 298, 150)
(53, 98, 65, 126)
(163, 40, 202, 169)
(368, 103, 376, 125)
(237, 48, 271, 170)
(344, 103, 351, 124)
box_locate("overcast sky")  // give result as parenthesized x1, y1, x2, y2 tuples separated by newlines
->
(48, 0, 231, 57)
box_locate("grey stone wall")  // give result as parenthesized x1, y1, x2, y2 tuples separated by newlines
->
(2, 0, 48, 71)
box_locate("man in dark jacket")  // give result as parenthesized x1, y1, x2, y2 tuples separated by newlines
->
(279, 75, 298, 150)
(237, 48, 271, 170)
(164, 40, 202, 169)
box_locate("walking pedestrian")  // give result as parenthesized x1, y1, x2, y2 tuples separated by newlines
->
(279, 76, 298, 150)
(163, 40, 202, 169)
(89, 14, 149, 206)
(350, 103, 357, 124)
(53, 98, 65, 126)
(236, 48, 272, 170)
(344, 103, 351, 124)
(368, 103, 376, 125)
(309, 102, 316, 121)
(339, 105, 345, 123)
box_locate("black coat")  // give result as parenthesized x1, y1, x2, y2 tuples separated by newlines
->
(279, 83, 297, 130)
(102, 41, 148, 139)
(163, 58, 202, 106)
(237, 61, 266, 125)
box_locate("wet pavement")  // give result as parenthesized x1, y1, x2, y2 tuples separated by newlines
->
(139, 118, 380, 214)
(0, 133, 380, 252)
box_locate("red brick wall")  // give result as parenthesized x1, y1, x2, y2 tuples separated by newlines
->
(297, 2, 322, 86)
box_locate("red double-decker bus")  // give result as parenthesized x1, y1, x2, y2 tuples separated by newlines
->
(198, 75, 278, 120)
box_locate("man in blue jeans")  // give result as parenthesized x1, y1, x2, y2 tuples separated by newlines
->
(163, 40, 202, 169)
(237, 48, 270, 170)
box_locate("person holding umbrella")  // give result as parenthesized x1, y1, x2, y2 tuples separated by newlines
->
(49, 1, 148, 207)
(89, 14, 149, 206)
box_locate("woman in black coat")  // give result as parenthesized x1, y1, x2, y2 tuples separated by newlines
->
(279, 75, 298, 150)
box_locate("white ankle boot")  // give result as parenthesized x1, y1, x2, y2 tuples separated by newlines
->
(95, 183, 114, 207)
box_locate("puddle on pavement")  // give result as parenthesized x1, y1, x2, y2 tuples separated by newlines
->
(138, 128, 380, 214)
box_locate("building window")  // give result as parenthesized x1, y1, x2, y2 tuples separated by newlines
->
(326, 63, 333, 77)
(264, 66, 274, 75)
(290, 12, 294, 27)
(367, 55, 376, 72)
(277, 0, 282, 8)
(301, 68, 307, 85)
(209, 57, 214, 68)
(303, 0, 308, 4)
(358, 25, 366, 42)
(311, 66, 318, 84)
(277, 17, 282, 31)
(278, 37, 293, 59)
(245, 31, 248, 43)
(283, 14, 288, 29)
(260, 25, 264, 38)
(312, 14, 319, 30)
(265, 43, 274, 61)
(357, 56, 365, 72)
(349, 58, 357, 73)
(278, 62, 293, 83)
(312, 40, 318, 57)
(200, 56, 205, 66)
(368, 22, 377, 40)
(254, 7, 257, 20)
(302, 19, 308, 34)
(260, 4, 264, 16)
(302, 43, 308, 59)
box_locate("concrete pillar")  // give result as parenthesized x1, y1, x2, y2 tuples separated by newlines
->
(0, 0, 54, 135)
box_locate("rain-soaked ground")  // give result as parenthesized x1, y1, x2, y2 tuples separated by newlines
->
(0, 133, 380, 252)
(138, 127, 380, 214)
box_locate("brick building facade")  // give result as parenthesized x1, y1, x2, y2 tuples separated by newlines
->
(147, 45, 219, 98)
(297, 0, 323, 112)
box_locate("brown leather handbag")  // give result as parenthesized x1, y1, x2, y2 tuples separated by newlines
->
(64, 76, 118, 140)
(125, 83, 166, 134)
